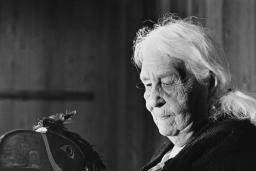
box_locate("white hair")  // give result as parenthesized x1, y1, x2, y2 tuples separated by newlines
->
(133, 16, 256, 124)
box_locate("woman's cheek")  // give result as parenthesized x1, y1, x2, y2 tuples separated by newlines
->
(166, 85, 188, 106)
(163, 92, 185, 114)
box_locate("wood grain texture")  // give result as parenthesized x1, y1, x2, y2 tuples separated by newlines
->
(0, 1, 152, 171)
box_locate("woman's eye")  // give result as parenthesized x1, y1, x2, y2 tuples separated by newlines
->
(161, 79, 179, 89)
(161, 82, 171, 89)
(161, 75, 180, 87)
(145, 83, 152, 87)
(161, 81, 174, 86)
(162, 82, 170, 85)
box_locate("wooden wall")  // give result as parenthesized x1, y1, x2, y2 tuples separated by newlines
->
(0, 0, 158, 171)
(0, 1, 255, 171)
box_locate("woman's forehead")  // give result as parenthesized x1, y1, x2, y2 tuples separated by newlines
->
(142, 54, 183, 65)
(140, 55, 185, 80)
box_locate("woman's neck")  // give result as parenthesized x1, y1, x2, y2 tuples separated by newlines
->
(168, 118, 209, 147)
(167, 122, 194, 147)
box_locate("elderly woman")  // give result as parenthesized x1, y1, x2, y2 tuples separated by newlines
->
(133, 16, 256, 171)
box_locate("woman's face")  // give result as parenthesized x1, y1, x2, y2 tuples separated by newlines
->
(140, 53, 209, 137)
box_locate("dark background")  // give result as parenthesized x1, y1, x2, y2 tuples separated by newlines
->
(0, 0, 255, 171)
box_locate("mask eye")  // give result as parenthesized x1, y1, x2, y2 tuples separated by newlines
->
(60, 145, 74, 159)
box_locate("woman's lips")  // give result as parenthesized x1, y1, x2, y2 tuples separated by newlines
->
(158, 114, 171, 120)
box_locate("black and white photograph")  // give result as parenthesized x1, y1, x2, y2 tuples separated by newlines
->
(0, 0, 255, 171)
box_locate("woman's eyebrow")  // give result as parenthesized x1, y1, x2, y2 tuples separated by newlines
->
(140, 71, 177, 81)
(157, 71, 178, 79)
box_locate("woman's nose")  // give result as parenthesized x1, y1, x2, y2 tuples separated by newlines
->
(148, 87, 166, 108)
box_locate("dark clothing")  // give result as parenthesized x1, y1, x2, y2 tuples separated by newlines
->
(141, 119, 256, 171)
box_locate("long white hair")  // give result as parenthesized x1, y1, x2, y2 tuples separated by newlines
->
(133, 16, 256, 123)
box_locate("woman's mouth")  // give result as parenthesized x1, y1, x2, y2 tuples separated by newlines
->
(158, 114, 171, 120)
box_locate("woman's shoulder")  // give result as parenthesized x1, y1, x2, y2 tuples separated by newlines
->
(203, 118, 256, 139)
(163, 119, 256, 171)
(189, 118, 256, 150)
(188, 118, 256, 170)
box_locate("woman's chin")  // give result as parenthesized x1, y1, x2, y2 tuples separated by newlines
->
(158, 126, 178, 136)
(155, 117, 178, 136)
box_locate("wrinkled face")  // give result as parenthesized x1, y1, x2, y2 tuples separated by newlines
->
(140, 54, 209, 137)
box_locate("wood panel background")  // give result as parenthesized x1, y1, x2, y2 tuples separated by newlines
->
(0, 1, 255, 171)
